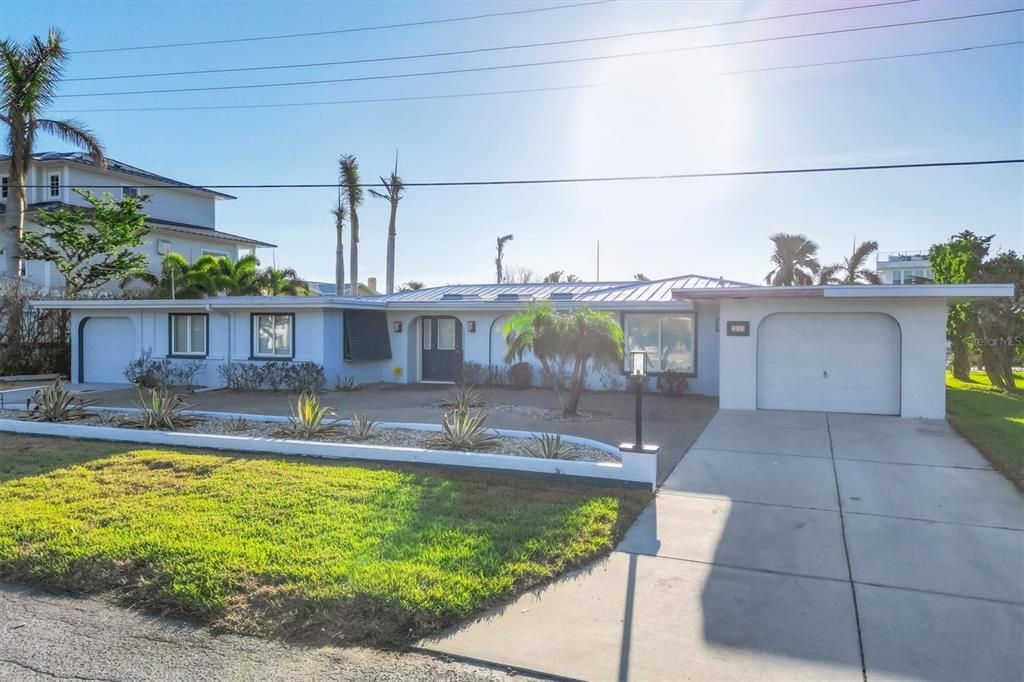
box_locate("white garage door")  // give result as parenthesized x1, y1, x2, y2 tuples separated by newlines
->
(757, 313, 900, 415)
(82, 317, 136, 383)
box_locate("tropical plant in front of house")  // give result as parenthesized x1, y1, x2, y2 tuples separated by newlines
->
(441, 384, 486, 412)
(0, 29, 106, 279)
(130, 386, 198, 430)
(817, 240, 882, 285)
(278, 391, 340, 439)
(765, 233, 821, 286)
(525, 433, 577, 460)
(155, 252, 262, 297)
(27, 378, 95, 422)
(429, 408, 500, 451)
(348, 414, 377, 441)
(504, 302, 624, 415)
(260, 266, 310, 296)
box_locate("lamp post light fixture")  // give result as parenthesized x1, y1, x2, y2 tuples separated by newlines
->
(621, 351, 660, 456)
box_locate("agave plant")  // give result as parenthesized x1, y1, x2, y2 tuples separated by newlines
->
(276, 392, 339, 440)
(440, 385, 486, 412)
(131, 387, 198, 430)
(348, 414, 376, 441)
(224, 417, 253, 433)
(428, 408, 500, 451)
(27, 379, 95, 422)
(525, 433, 577, 460)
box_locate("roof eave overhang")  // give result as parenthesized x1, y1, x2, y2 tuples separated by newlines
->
(672, 284, 1015, 301)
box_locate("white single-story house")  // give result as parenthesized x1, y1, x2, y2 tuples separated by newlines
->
(32, 275, 1013, 419)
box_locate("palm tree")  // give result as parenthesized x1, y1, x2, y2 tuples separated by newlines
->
(505, 302, 623, 415)
(260, 266, 309, 295)
(495, 234, 514, 283)
(821, 240, 882, 284)
(765, 233, 821, 286)
(1, 29, 106, 279)
(369, 152, 405, 295)
(331, 186, 346, 295)
(338, 155, 363, 297)
(156, 253, 261, 297)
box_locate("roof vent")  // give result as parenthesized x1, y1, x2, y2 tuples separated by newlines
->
(496, 293, 522, 301)
(550, 292, 574, 301)
(441, 293, 481, 301)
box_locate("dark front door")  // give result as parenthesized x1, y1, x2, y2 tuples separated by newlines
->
(422, 316, 462, 382)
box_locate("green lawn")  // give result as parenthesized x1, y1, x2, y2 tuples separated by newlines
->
(946, 371, 1024, 487)
(0, 434, 649, 645)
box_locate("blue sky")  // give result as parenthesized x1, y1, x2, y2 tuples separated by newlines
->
(4, 0, 1022, 286)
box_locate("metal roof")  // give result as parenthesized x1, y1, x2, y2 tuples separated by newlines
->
(378, 275, 752, 304)
(2, 152, 236, 199)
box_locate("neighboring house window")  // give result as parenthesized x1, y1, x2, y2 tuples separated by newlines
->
(623, 313, 696, 374)
(1, 176, 8, 199)
(122, 186, 140, 199)
(201, 249, 230, 260)
(169, 314, 208, 357)
(49, 174, 61, 197)
(252, 313, 294, 359)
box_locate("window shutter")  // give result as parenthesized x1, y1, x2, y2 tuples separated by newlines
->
(343, 310, 393, 362)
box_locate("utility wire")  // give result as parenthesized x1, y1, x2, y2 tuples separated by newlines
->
(56, 8, 1023, 98)
(14, 160, 1023, 191)
(70, 1, 612, 54)
(64, 0, 918, 82)
(50, 40, 1023, 114)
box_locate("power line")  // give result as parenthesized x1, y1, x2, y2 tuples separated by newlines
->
(56, 8, 1022, 98)
(50, 40, 1023, 114)
(14, 159, 1024, 191)
(64, 0, 918, 82)
(70, 1, 612, 54)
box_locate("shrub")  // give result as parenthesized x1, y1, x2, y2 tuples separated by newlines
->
(428, 409, 500, 451)
(284, 362, 326, 393)
(262, 361, 288, 391)
(124, 349, 173, 388)
(276, 392, 339, 440)
(349, 414, 376, 441)
(170, 360, 206, 388)
(27, 379, 95, 422)
(485, 365, 508, 386)
(0, 280, 69, 376)
(440, 385, 486, 412)
(224, 417, 253, 433)
(456, 361, 488, 386)
(508, 361, 533, 388)
(130, 387, 199, 430)
(656, 369, 688, 396)
(525, 433, 577, 460)
(336, 376, 360, 392)
(218, 363, 264, 391)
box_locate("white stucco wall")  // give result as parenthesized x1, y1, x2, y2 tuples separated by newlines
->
(717, 297, 948, 419)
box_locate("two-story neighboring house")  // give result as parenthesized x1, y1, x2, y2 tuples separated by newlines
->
(875, 250, 933, 284)
(0, 152, 275, 291)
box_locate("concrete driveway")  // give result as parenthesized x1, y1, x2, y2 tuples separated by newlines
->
(420, 410, 1024, 681)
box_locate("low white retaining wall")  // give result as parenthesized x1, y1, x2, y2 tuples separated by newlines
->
(0, 410, 657, 489)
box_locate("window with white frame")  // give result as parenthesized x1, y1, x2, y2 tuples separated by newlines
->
(1, 176, 8, 199)
(49, 174, 60, 197)
(170, 314, 208, 357)
(623, 313, 696, 374)
(122, 186, 140, 199)
(253, 314, 293, 358)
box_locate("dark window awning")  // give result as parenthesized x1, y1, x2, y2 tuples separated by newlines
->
(343, 309, 392, 362)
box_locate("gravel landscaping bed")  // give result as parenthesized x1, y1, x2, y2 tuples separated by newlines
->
(0, 410, 617, 463)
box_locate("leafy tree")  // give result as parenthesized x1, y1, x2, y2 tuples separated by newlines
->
(543, 270, 581, 283)
(331, 187, 345, 296)
(818, 240, 882, 284)
(765, 233, 821, 286)
(368, 153, 405, 294)
(929, 231, 993, 381)
(20, 190, 149, 296)
(260, 266, 310, 296)
(399, 280, 424, 291)
(504, 265, 536, 283)
(634, 273, 650, 281)
(495, 234, 513, 283)
(1, 29, 106, 279)
(505, 302, 623, 415)
(338, 155, 363, 297)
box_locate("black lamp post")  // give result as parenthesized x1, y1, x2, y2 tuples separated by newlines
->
(620, 350, 660, 456)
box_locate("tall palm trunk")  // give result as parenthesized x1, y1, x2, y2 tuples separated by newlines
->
(332, 190, 345, 295)
(349, 208, 359, 297)
(385, 201, 398, 294)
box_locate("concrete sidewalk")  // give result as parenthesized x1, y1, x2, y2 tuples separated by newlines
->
(420, 410, 1024, 681)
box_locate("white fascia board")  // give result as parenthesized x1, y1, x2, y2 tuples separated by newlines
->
(382, 300, 694, 312)
(29, 297, 386, 311)
(823, 283, 1015, 299)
